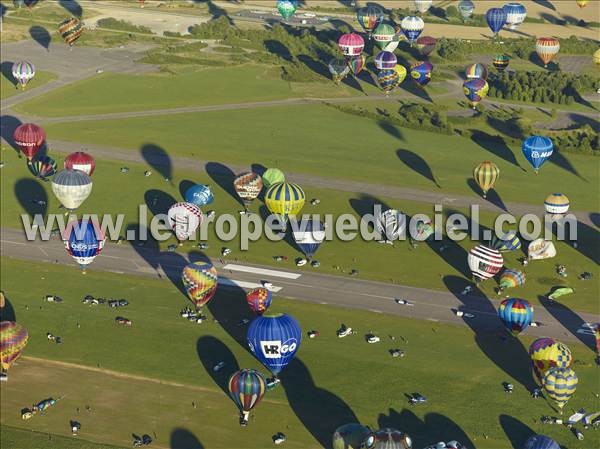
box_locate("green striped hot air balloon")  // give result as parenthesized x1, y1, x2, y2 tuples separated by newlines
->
(473, 161, 499, 198)
(497, 268, 526, 294)
(542, 367, 577, 412)
(490, 230, 521, 252)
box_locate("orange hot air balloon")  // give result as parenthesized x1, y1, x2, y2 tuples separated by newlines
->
(536, 37, 560, 68)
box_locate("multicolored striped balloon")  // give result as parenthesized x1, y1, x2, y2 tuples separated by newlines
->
(498, 297, 533, 335)
(536, 37, 560, 68)
(28, 155, 57, 180)
(493, 54, 510, 72)
(0, 321, 29, 371)
(468, 244, 503, 281)
(11, 61, 35, 89)
(228, 369, 266, 424)
(246, 288, 273, 315)
(542, 367, 578, 410)
(234, 172, 263, 208)
(356, 5, 384, 35)
(347, 54, 366, 75)
(182, 262, 218, 309)
(498, 268, 526, 292)
(473, 161, 499, 198)
(465, 63, 488, 80)
(58, 17, 84, 46)
(490, 230, 521, 252)
(377, 69, 400, 95)
(529, 337, 572, 385)
(463, 78, 489, 108)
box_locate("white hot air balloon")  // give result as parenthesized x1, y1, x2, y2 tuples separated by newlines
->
(51, 169, 93, 211)
(528, 239, 557, 260)
(376, 209, 406, 243)
(167, 202, 202, 241)
(467, 244, 504, 281)
(414, 0, 432, 14)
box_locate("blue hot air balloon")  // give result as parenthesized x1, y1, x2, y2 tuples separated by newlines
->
(486, 7, 507, 36)
(247, 313, 301, 375)
(523, 435, 560, 449)
(522, 135, 554, 173)
(185, 184, 214, 207)
(503, 3, 527, 30)
(63, 219, 105, 272)
(498, 298, 533, 335)
(292, 219, 325, 259)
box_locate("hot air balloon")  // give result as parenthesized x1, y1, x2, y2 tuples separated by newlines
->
(493, 54, 510, 72)
(374, 51, 397, 70)
(233, 172, 263, 211)
(246, 288, 273, 315)
(468, 244, 503, 281)
(292, 218, 325, 260)
(333, 423, 371, 449)
(376, 209, 406, 243)
(465, 63, 488, 80)
(458, 0, 475, 21)
(416, 36, 436, 57)
(11, 61, 35, 90)
(523, 435, 560, 449)
(486, 8, 507, 36)
(58, 17, 83, 46)
(28, 155, 57, 180)
(356, 5, 384, 36)
(594, 49, 600, 65)
(498, 298, 533, 335)
(51, 169, 92, 212)
(544, 193, 569, 215)
(410, 61, 433, 87)
(247, 313, 301, 375)
(13, 123, 45, 161)
(548, 287, 574, 301)
(63, 219, 105, 272)
(529, 338, 572, 385)
(338, 33, 364, 57)
(182, 262, 218, 309)
(64, 151, 95, 176)
(576, 0, 588, 8)
(378, 69, 400, 95)
(1, 321, 28, 378)
(328, 57, 351, 84)
(262, 168, 285, 189)
(528, 238, 557, 260)
(277, 0, 297, 20)
(228, 369, 266, 426)
(364, 428, 412, 449)
(503, 3, 527, 30)
(414, 0, 432, 14)
(348, 54, 366, 75)
(184, 184, 214, 207)
(498, 268, 526, 293)
(394, 64, 408, 85)
(463, 78, 489, 108)
(265, 182, 305, 224)
(167, 202, 202, 242)
(473, 161, 499, 198)
(536, 37, 560, 68)
(490, 230, 521, 252)
(400, 16, 424, 45)
(522, 135, 553, 173)
(542, 367, 577, 412)
(373, 23, 396, 50)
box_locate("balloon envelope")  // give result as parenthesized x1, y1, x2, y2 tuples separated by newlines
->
(542, 367, 578, 410)
(234, 172, 263, 206)
(536, 37, 560, 67)
(376, 209, 406, 242)
(29, 155, 57, 179)
(522, 135, 553, 172)
(473, 161, 499, 197)
(502, 3, 527, 29)
(0, 321, 29, 371)
(185, 184, 214, 207)
(333, 423, 371, 449)
(493, 54, 510, 72)
(328, 57, 351, 83)
(486, 8, 507, 35)
(58, 17, 83, 46)
(498, 268, 526, 290)
(247, 313, 301, 375)
(338, 33, 364, 56)
(265, 182, 305, 223)
(13, 123, 45, 160)
(374, 51, 397, 70)
(465, 63, 488, 80)
(468, 244, 503, 281)
(498, 297, 533, 335)
(544, 193, 569, 215)
(182, 262, 218, 308)
(529, 337, 572, 384)
(490, 230, 521, 251)
(463, 78, 489, 108)
(167, 202, 202, 241)
(262, 168, 285, 189)
(415, 36, 436, 56)
(63, 219, 105, 270)
(410, 61, 433, 86)
(348, 54, 366, 75)
(356, 5, 383, 34)
(11, 60, 35, 89)
(373, 23, 396, 49)
(400, 16, 424, 43)
(528, 238, 557, 260)
(292, 219, 325, 258)
(51, 169, 93, 211)
(246, 288, 273, 315)
(458, 0, 475, 20)
(523, 435, 560, 449)
(228, 369, 266, 413)
(64, 151, 95, 176)
(365, 428, 412, 449)
(378, 69, 400, 94)
(276, 0, 297, 20)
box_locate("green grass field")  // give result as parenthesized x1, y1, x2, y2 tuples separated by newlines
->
(1, 258, 598, 449)
(1, 71, 57, 99)
(1, 146, 598, 313)
(37, 102, 599, 211)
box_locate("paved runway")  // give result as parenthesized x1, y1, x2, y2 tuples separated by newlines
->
(2, 227, 598, 346)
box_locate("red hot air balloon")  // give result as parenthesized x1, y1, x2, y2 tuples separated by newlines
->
(64, 151, 96, 176)
(13, 123, 45, 161)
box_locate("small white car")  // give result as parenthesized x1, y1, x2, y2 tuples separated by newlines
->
(337, 327, 353, 338)
(395, 299, 413, 306)
(261, 280, 273, 290)
(296, 258, 307, 267)
(213, 361, 225, 372)
(367, 335, 380, 344)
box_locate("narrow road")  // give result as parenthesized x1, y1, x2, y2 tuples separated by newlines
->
(1, 227, 598, 346)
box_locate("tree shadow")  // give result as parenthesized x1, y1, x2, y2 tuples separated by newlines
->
(538, 295, 595, 353)
(58, 0, 82, 18)
(170, 428, 205, 449)
(378, 408, 474, 449)
(533, 0, 556, 11)
(0, 292, 16, 322)
(466, 178, 507, 211)
(140, 143, 172, 181)
(196, 335, 240, 397)
(205, 162, 240, 205)
(280, 358, 358, 448)
(178, 180, 196, 201)
(396, 149, 440, 188)
(549, 150, 585, 180)
(1, 61, 16, 87)
(443, 275, 537, 392)
(14, 178, 48, 218)
(499, 415, 535, 449)
(29, 25, 51, 51)
(207, 282, 253, 350)
(0, 115, 23, 157)
(470, 129, 524, 170)
(377, 121, 404, 141)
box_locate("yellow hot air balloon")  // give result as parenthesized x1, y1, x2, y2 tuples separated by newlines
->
(542, 367, 578, 412)
(593, 49, 600, 66)
(394, 64, 407, 85)
(265, 182, 305, 224)
(1, 321, 29, 376)
(182, 262, 218, 309)
(473, 161, 499, 198)
(576, 0, 588, 8)
(529, 338, 572, 385)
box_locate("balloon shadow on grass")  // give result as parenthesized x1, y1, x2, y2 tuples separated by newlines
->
(400, 80, 433, 103)
(29, 25, 51, 51)
(378, 408, 474, 449)
(349, 193, 391, 234)
(281, 358, 358, 448)
(1, 61, 16, 87)
(144, 189, 176, 217)
(127, 223, 161, 273)
(466, 178, 507, 212)
(58, 0, 82, 18)
(443, 275, 537, 392)
(0, 115, 23, 157)
(298, 54, 330, 79)
(499, 415, 536, 449)
(264, 39, 293, 62)
(550, 219, 599, 265)
(378, 121, 404, 142)
(396, 149, 440, 188)
(533, 0, 556, 11)
(178, 180, 195, 201)
(470, 130, 524, 170)
(205, 162, 241, 206)
(140, 143, 173, 181)
(207, 282, 253, 350)
(170, 428, 205, 449)
(196, 335, 240, 397)
(549, 150, 584, 181)
(538, 295, 595, 353)
(14, 178, 48, 218)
